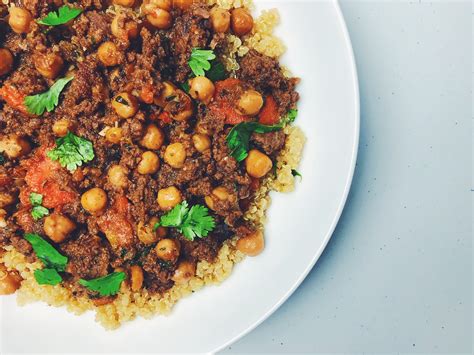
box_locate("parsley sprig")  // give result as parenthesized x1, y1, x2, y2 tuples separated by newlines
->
(37, 6, 82, 26)
(154, 201, 216, 241)
(189, 49, 216, 77)
(24, 76, 73, 115)
(226, 122, 282, 162)
(29, 193, 49, 220)
(79, 272, 126, 297)
(47, 132, 94, 172)
(24, 233, 68, 286)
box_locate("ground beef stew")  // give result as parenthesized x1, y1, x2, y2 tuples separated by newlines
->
(0, 0, 299, 302)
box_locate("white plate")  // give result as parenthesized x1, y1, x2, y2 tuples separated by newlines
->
(0, 0, 359, 353)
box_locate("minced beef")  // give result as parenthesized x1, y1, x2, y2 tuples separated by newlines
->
(0, 1, 299, 298)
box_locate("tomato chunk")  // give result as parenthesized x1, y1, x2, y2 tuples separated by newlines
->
(212, 78, 249, 125)
(97, 196, 134, 249)
(0, 85, 28, 114)
(19, 146, 77, 209)
(258, 96, 280, 125)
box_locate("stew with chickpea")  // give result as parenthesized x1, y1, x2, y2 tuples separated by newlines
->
(0, 0, 299, 302)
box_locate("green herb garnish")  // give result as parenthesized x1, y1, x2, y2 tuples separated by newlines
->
(47, 131, 94, 172)
(24, 76, 73, 115)
(0, 155, 4, 165)
(283, 109, 298, 124)
(154, 201, 215, 241)
(79, 272, 126, 297)
(24, 233, 68, 271)
(291, 169, 302, 179)
(189, 49, 216, 77)
(226, 122, 283, 162)
(206, 60, 227, 82)
(29, 192, 43, 206)
(37, 6, 82, 26)
(34, 268, 62, 286)
(30, 192, 50, 220)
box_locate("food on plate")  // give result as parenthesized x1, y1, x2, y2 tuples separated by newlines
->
(0, 0, 305, 328)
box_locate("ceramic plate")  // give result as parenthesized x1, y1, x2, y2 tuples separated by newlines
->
(0, 0, 359, 352)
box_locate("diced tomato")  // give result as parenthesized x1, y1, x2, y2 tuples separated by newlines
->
(0, 85, 28, 114)
(97, 196, 134, 248)
(140, 85, 155, 104)
(258, 96, 280, 125)
(19, 146, 77, 209)
(212, 78, 249, 125)
(158, 111, 172, 124)
(214, 78, 243, 98)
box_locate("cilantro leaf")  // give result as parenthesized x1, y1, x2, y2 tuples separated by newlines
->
(283, 109, 298, 124)
(226, 122, 283, 162)
(24, 233, 68, 272)
(29, 192, 43, 206)
(47, 131, 94, 172)
(79, 272, 126, 297)
(189, 49, 216, 77)
(37, 6, 82, 26)
(291, 169, 302, 179)
(32, 206, 50, 220)
(24, 76, 73, 115)
(0, 154, 4, 165)
(206, 60, 227, 82)
(34, 268, 62, 286)
(181, 205, 216, 240)
(154, 201, 216, 241)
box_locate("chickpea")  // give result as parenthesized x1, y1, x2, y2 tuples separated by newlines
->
(130, 265, 144, 292)
(137, 151, 160, 175)
(155, 81, 176, 107)
(0, 193, 15, 208)
(172, 260, 196, 284)
(245, 149, 273, 178)
(8, 7, 32, 34)
(105, 127, 123, 144)
(34, 53, 64, 79)
(188, 77, 215, 104)
(97, 42, 120, 67)
(52, 119, 73, 137)
(155, 238, 180, 262)
(157, 186, 182, 210)
(164, 143, 186, 169)
(147, 8, 172, 29)
(113, 0, 136, 7)
(173, 0, 194, 10)
(140, 124, 165, 150)
(205, 186, 230, 211)
(192, 134, 211, 153)
(0, 264, 22, 295)
(231, 8, 253, 37)
(137, 217, 166, 244)
(111, 14, 139, 41)
(107, 165, 129, 189)
(43, 214, 76, 243)
(0, 48, 14, 76)
(236, 230, 264, 256)
(238, 90, 263, 116)
(210, 7, 231, 33)
(0, 135, 31, 159)
(81, 187, 108, 213)
(112, 93, 139, 119)
(151, 0, 172, 11)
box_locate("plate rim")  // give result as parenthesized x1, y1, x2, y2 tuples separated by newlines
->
(212, 0, 360, 352)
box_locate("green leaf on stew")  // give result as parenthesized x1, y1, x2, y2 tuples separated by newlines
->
(47, 131, 94, 172)
(24, 76, 73, 115)
(31, 206, 50, 220)
(24, 233, 68, 272)
(79, 272, 127, 297)
(34, 268, 62, 286)
(37, 6, 82, 26)
(226, 122, 283, 162)
(189, 49, 216, 77)
(291, 169, 302, 179)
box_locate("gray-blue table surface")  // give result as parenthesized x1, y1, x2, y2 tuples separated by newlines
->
(222, 1, 472, 353)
